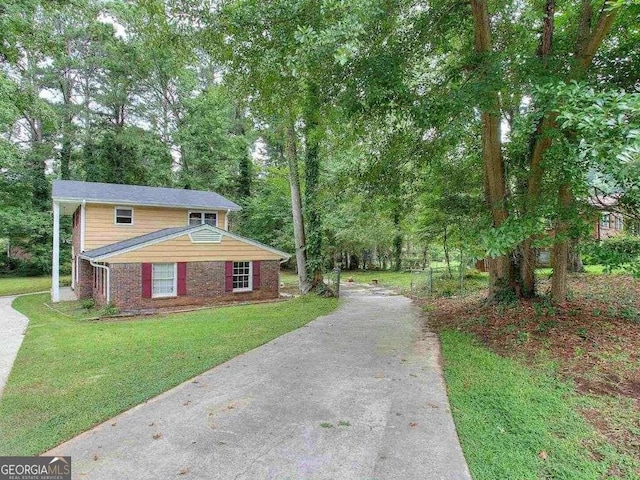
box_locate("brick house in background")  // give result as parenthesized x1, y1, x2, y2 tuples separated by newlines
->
(476, 194, 629, 270)
(51, 180, 290, 311)
(590, 194, 625, 241)
(535, 194, 627, 267)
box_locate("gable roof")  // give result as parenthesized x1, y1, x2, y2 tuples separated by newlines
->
(52, 180, 241, 211)
(79, 224, 291, 261)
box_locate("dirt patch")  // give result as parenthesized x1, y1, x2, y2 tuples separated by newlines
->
(418, 273, 640, 465)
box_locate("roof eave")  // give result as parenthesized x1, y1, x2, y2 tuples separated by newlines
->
(51, 196, 242, 212)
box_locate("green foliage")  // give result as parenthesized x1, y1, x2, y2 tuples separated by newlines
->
(79, 298, 95, 310)
(175, 86, 254, 197)
(82, 127, 173, 186)
(235, 167, 294, 254)
(582, 235, 640, 276)
(98, 302, 119, 316)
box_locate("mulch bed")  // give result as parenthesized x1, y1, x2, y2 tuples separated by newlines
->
(417, 273, 640, 460)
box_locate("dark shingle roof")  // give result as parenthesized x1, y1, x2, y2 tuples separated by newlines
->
(52, 180, 241, 211)
(81, 226, 197, 260)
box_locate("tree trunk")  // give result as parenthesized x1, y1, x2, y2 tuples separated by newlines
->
(522, 0, 618, 300)
(443, 224, 452, 279)
(421, 245, 429, 270)
(520, 0, 556, 298)
(567, 239, 584, 273)
(60, 134, 72, 180)
(471, 0, 513, 301)
(551, 184, 572, 303)
(392, 208, 402, 272)
(285, 122, 311, 294)
(520, 239, 536, 298)
(303, 83, 323, 287)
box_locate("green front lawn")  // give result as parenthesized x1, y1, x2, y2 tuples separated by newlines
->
(0, 275, 71, 296)
(0, 293, 338, 455)
(440, 331, 639, 479)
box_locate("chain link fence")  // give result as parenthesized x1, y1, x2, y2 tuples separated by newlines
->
(408, 265, 486, 298)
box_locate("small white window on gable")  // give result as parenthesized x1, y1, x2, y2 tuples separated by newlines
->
(189, 229, 223, 243)
(188, 211, 217, 227)
(115, 207, 133, 225)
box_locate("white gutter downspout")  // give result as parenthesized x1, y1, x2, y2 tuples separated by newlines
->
(89, 260, 110, 304)
(225, 209, 230, 230)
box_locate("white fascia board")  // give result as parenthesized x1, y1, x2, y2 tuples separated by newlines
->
(207, 225, 292, 260)
(51, 197, 242, 212)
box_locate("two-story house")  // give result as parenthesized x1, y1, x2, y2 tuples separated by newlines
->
(51, 180, 290, 310)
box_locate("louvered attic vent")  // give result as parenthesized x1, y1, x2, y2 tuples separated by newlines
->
(189, 230, 223, 243)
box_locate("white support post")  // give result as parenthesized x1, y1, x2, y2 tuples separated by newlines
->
(80, 200, 86, 252)
(52, 201, 60, 302)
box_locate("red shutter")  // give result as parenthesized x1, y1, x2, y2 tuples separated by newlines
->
(225, 261, 233, 292)
(252, 261, 261, 290)
(142, 263, 152, 298)
(177, 262, 187, 296)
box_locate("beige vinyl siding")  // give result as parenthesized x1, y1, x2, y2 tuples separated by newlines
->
(106, 234, 283, 263)
(84, 204, 228, 250)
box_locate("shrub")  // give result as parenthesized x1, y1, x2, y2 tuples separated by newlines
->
(581, 235, 640, 276)
(99, 303, 119, 317)
(80, 299, 95, 310)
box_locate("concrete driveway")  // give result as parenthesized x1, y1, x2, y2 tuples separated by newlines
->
(47, 285, 471, 479)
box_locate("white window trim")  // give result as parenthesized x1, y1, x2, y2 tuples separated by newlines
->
(615, 216, 623, 230)
(232, 261, 253, 293)
(187, 210, 218, 227)
(114, 206, 134, 226)
(152, 263, 178, 298)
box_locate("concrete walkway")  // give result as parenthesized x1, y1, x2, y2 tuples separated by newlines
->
(0, 296, 29, 396)
(47, 285, 471, 480)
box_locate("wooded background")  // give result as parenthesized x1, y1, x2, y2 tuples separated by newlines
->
(1, 0, 638, 302)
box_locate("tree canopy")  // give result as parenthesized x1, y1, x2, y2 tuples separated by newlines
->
(0, 0, 638, 302)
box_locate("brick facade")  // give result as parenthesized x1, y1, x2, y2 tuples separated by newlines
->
(105, 260, 280, 311)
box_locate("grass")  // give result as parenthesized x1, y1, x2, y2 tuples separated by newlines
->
(440, 331, 638, 479)
(0, 275, 71, 296)
(0, 293, 338, 455)
(536, 264, 613, 277)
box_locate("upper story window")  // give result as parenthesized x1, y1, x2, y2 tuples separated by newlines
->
(188, 211, 217, 227)
(115, 207, 134, 225)
(600, 214, 610, 229)
(615, 216, 623, 230)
